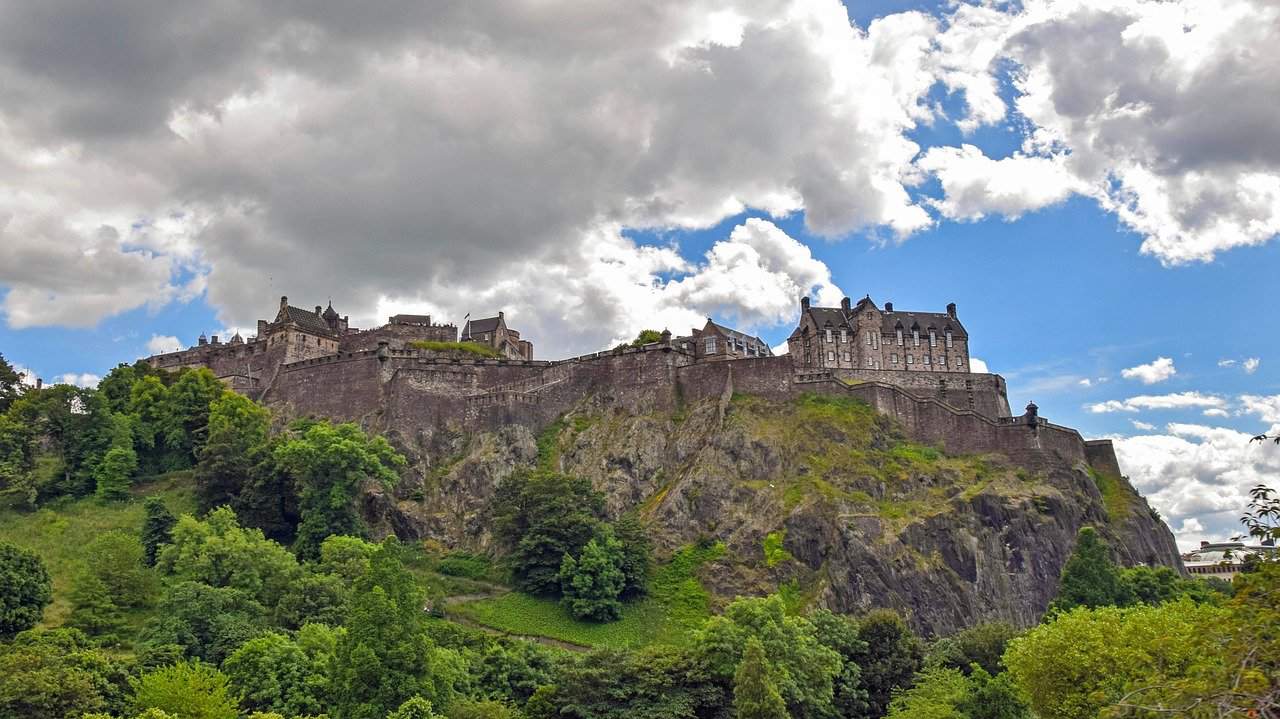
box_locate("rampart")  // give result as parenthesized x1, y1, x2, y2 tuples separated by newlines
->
(261, 345, 1122, 478)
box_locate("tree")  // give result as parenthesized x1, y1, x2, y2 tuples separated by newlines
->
(1051, 527, 1133, 612)
(273, 421, 405, 559)
(130, 660, 238, 719)
(0, 541, 53, 637)
(491, 470, 604, 596)
(318, 534, 381, 583)
(808, 609, 869, 718)
(734, 637, 789, 719)
(330, 540, 461, 719)
(94, 445, 138, 501)
(630, 330, 664, 347)
(447, 699, 522, 719)
(140, 496, 177, 566)
(155, 506, 301, 607)
(611, 513, 652, 599)
(273, 571, 348, 629)
(925, 621, 1020, 677)
(698, 595, 841, 719)
(195, 391, 271, 512)
(388, 696, 445, 719)
(0, 352, 23, 412)
(550, 645, 724, 719)
(66, 570, 125, 642)
(140, 581, 268, 664)
(559, 530, 626, 622)
(884, 666, 969, 719)
(850, 609, 924, 719)
(955, 668, 1031, 719)
(222, 631, 328, 717)
(0, 628, 133, 719)
(85, 531, 157, 608)
(160, 368, 224, 467)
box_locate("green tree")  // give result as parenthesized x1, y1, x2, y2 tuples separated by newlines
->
(388, 695, 445, 719)
(129, 375, 169, 470)
(66, 570, 125, 642)
(0, 541, 53, 637)
(850, 608, 924, 719)
(1051, 527, 1133, 612)
(160, 368, 224, 467)
(273, 571, 348, 629)
(559, 530, 626, 622)
(330, 540, 460, 719)
(85, 531, 158, 608)
(550, 645, 724, 719)
(808, 609, 869, 718)
(955, 668, 1031, 719)
(1121, 565, 1227, 605)
(925, 621, 1020, 677)
(155, 506, 301, 607)
(612, 513, 652, 599)
(140, 581, 268, 664)
(318, 534, 381, 583)
(630, 329, 664, 347)
(0, 628, 133, 719)
(196, 391, 271, 512)
(0, 352, 23, 412)
(734, 637, 789, 719)
(130, 660, 238, 719)
(491, 470, 604, 596)
(94, 445, 138, 501)
(273, 421, 405, 559)
(447, 699, 521, 719)
(222, 631, 328, 717)
(884, 666, 969, 719)
(141, 496, 177, 566)
(698, 595, 841, 719)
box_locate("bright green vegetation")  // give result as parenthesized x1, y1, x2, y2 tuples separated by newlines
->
(407, 340, 501, 358)
(1088, 467, 1139, 522)
(0, 473, 196, 627)
(762, 530, 792, 567)
(454, 541, 723, 648)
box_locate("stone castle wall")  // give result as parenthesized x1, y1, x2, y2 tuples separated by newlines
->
(339, 323, 458, 352)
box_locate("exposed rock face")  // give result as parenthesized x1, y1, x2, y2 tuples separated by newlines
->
(367, 393, 1182, 636)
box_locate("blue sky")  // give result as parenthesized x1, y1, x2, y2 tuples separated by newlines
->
(2, 0, 1279, 548)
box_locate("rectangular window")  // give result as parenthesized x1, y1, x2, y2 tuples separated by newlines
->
(897, 329, 904, 346)
(865, 357, 873, 367)
(842, 352, 851, 363)
(866, 333, 872, 346)
(705, 338, 716, 354)
(825, 329, 833, 343)
(924, 354, 931, 365)
(826, 351, 835, 362)
(873, 335, 879, 350)
(840, 329, 848, 343)
(945, 330, 953, 348)
(891, 353, 898, 364)
(956, 356, 964, 368)
(912, 330, 920, 347)
(929, 331, 937, 347)
(907, 354, 914, 364)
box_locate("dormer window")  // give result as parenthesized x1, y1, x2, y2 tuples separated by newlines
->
(825, 329, 833, 343)
(840, 329, 847, 343)
(896, 328, 904, 346)
(929, 330, 937, 347)
(945, 330, 953, 348)
(912, 329, 920, 347)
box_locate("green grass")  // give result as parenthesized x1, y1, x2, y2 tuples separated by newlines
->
(453, 541, 725, 649)
(763, 530, 793, 567)
(408, 340, 502, 358)
(0, 471, 197, 628)
(1090, 468, 1136, 522)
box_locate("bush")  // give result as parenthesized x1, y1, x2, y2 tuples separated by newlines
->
(559, 532, 626, 622)
(436, 553, 492, 580)
(0, 541, 53, 637)
(130, 660, 237, 719)
(94, 446, 138, 502)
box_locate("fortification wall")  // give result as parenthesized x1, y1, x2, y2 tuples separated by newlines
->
(340, 323, 458, 352)
(832, 368, 1011, 418)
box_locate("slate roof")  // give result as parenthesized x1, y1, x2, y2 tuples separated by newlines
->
(322, 302, 339, 321)
(705, 320, 772, 355)
(789, 299, 968, 339)
(462, 316, 502, 339)
(278, 305, 336, 336)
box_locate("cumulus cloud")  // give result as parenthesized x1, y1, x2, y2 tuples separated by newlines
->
(1243, 357, 1261, 374)
(1203, 408, 1230, 418)
(1114, 422, 1280, 550)
(1130, 419, 1155, 431)
(0, 0, 941, 351)
(925, 0, 1280, 264)
(1240, 394, 1280, 425)
(1078, 378, 1092, 387)
(146, 335, 184, 355)
(57, 372, 100, 388)
(1120, 356, 1176, 385)
(1087, 391, 1226, 414)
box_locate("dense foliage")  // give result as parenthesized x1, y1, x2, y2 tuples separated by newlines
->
(0, 541, 53, 637)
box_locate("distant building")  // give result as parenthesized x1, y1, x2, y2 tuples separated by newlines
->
(788, 295, 971, 373)
(1182, 540, 1276, 580)
(461, 312, 533, 360)
(673, 319, 772, 361)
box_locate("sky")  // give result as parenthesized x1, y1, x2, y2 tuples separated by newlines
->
(2, 0, 1278, 551)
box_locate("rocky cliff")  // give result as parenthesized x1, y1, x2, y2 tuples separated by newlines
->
(365, 391, 1182, 636)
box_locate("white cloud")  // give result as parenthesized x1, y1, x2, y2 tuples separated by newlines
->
(1240, 394, 1280, 425)
(1120, 356, 1176, 385)
(913, 144, 1081, 220)
(1130, 420, 1156, 431)
(969, 357, 989, 374)
(1217, 359, 1237, 368)
(146, 335, 184, 355)
(1202, 408, 1230, 418)
(1243, 357, 1261, 374)
(57, 372, 100, 388)
(926, 0, 1280, 264)
(1087, 391, 1226, 414)
(1078, 378, 1092, 387)
(1114, 422, 1280, 551)
(12, 363, 37, 387)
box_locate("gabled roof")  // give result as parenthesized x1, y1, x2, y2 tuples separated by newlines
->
(276, 304, 336, 336)
(703, 320, 771, 354)
(881, 311, 966, 338)
(462, 316, 502, 338)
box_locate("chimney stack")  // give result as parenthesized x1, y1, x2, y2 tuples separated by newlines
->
(211, 335, 220, 345)
(947, 302, 957, 318)
(800, 296, 810, 310)
(280, 295, 288, 309)
(315, 305, 322, 316)
(840, 297, 851, 312)
(35, 377, 42, 390)
(885, 301, 893, 312)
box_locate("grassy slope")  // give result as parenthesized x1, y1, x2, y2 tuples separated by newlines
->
(0, 471, 198, 628)
(452, 542, 724, 649)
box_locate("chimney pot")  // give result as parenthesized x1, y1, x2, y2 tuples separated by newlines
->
(280, 295, 288, 308)
(885, 301, 893, 312)
(800, 296, 810, 310)
(840, 297, 851, 312)
(315, 305, 322, 316)
(947, 302, 957, 318)
(211, 335, 220, 345)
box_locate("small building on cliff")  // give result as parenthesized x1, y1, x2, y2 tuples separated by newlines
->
(461, 312, 533, 360)
(673, 319, 773, 361)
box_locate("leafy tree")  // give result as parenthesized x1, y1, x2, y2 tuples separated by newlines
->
(160, 368, 224, 467)
(884, 666, 969, 719)
(7, 384, 114, 499)
(330, 540, 461, 719)
(630, 329, 664, 347)
(0, 351, 24, 412)
(472, 639, 559, 705)
(698, 595, 841, 719)
(388, 696, 445, 719)
(850, 608, 924, 719)
(1003, 600, 1228, 719)
(130, 660, 238, 719)
(734, 636, 789, 719)
(273, 421, 405, 559)
(129, 375, 170, 470)
(0, 541, 53, 637)
(1051, 527, 1133, 612)
(925, 621, 1020, 677)
(140, 496, 177, 566)
(140, 581, 268, 664)
(222, 631, 328, 717)
(491, 470, 604, 596)
(195, 390, 271, 512)
(85, 531, 158, 608)
(0, 628, 133, 719)
(955, 668, 1031, 719)
(1120, 565, 1226, 605)
(808, 609, 869, 718)
(95, 445, 139, 501)
(67, 570, 126, 641)
(319, 534, 381, 583)
(155, 506, 301, 607)
(550, 645, 724, 719)
(447, 699, 521, 719)
(559, 530, 626, 621)
(611, 513, 652, 599)
(273, 571, 348, 629)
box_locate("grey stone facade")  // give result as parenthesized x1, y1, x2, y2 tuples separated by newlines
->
(788, 295, 971, 373)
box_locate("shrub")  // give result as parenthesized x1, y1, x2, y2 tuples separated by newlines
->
(0, 541, 53, 637)
(408, 341, 501, 359)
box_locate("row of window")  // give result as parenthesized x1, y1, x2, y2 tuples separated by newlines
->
(823, 351, 964, 368)
(704, 337, 765, 356)
(822, 328, 955, 349)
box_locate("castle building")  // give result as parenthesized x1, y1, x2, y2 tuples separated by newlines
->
(461, 312, 533, 360)
(788, 296, 970, 373)
(674, 319, 773, 361)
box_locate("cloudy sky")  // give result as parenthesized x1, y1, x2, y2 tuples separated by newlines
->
(2, 0, 1277, 550)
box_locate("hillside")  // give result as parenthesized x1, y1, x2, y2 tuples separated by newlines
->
(372, 392, 1181, 635)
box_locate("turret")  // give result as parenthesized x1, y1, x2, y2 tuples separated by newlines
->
(198, 333, 208, 346)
